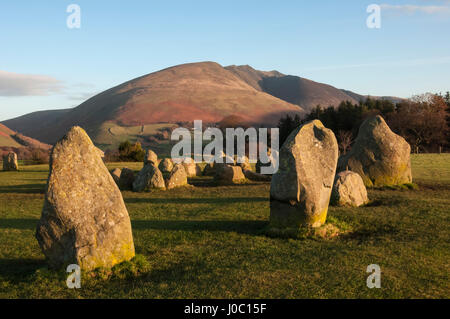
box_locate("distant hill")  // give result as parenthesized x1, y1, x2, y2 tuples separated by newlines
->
(0, 123, 51, 152)
(2, 61, 404, 150)
(2, 62, 304, 146)
(2, 109, 71, 140)
(225, 65, 359, 111)
(339, 89, 405, 104)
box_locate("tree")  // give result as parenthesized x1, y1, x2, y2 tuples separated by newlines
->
(118, 140, 145, 162)
(277, 113, 303, 146)
(445, 92, 450, 148)
(388, 94, 448, 153)
(337, 130, 354, 155)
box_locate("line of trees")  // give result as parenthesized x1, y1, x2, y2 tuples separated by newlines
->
(278, 93, 450, 154)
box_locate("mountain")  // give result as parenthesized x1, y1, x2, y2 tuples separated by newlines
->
(3, 62, 304, 146)
(2, 109, 71, 140)
(340, 89, 405, 104)
(0, 123, 51, 150)
(225, 65, 359, 111)
(2, 61, 404, 150)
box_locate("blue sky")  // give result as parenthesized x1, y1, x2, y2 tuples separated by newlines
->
(0, 0, 449, 120)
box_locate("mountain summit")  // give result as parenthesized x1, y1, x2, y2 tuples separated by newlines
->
(3, 62, 305, 145)
(3, 61, 397, 147)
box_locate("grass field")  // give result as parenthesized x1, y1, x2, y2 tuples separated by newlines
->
(90, 122, 177, 154)
(0, 154, 449, 298)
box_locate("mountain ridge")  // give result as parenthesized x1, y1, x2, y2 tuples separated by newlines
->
(2, 61, 403, 148)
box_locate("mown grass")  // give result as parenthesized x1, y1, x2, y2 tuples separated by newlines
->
(0, 154, 449, 298)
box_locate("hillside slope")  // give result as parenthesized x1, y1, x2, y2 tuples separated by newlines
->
(3, 62, 304, 145)
(225, 65, 359, 111)
(0, 123, 51, 150)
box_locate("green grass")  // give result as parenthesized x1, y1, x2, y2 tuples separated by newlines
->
(0, 154, 449, 298)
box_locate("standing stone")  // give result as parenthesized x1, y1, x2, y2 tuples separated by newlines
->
(110, 168, 122, 185)
(144, 149, 158, 166)
(119, 167, 135, 190)
(182, 160, 201, 177)
(236, 155, 252, 171)
(35, 127, 135, 271)
(214, 165, 246, 185)
(166, 164, 188, 189)
(256, 148, 275, 175)
(133, 164, 166, 191)
(270, 120, 338, 230)
(243, 169, 271, 182)
(158, 158, 174, 174)
(337, 115, 412, 187)
(202, 162, 216, 176)
(331, 171, 369, 207)
(3, 152, 19, 171)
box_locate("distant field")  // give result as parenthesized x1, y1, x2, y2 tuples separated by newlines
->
(0, 154, 448, 298)
(91, 122, 177, 153)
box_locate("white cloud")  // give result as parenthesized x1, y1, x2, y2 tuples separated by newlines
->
(380, 3, 450, 15)
(0, 70, 64, 96)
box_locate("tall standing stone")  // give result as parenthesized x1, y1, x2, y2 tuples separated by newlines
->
(3, 152, 19, 171)
(270, 120, 338, 230)
(35, 127, 135, 271)
(337, 115, 412, 187)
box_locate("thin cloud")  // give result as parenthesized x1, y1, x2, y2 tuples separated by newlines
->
(380, 3, 450, 15)
(0, 70, 64, 96)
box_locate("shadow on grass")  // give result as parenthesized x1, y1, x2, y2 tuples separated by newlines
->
(0, 183, 45, 194)
(0, 258, 46, 281)
(125, 197, 268, 205)
(340, 224, 399, 243)
(144, 259, 209, 286)
(132, 219, 268, 235)
(0, 218, 38, 229)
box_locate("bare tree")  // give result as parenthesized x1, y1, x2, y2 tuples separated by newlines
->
(388, 94, 448, 153)
(337, 130, 353, 155)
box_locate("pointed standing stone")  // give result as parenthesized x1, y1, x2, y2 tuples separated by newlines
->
(133, 164, 166, 191)
(158, 158, 174, 174)
(270, 120, 338, 230)
(337, 115, 412, 187)
(35, 127, 135, 271)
